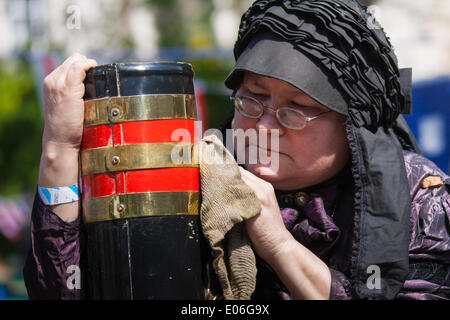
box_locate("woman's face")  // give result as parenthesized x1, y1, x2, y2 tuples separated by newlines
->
(233, 71, 350, 190)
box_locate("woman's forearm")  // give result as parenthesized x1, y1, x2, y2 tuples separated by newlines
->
(38, 141, 80, 223)
(268, 237, 331, 300)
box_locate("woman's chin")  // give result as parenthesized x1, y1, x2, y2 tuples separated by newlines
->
(244, 162, 311, 190)
(244, 163, 282, 180)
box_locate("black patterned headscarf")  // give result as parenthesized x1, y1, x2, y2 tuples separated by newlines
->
(224, 0, 421, 299)
(225, 0, 412, 132)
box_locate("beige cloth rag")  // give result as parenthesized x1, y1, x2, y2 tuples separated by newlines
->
(194, 135, 261, 300)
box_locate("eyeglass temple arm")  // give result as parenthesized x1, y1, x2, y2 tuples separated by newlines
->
(305, 110, 332, 121)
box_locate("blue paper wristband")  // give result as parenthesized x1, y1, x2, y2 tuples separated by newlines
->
(37, 184, 81, 205)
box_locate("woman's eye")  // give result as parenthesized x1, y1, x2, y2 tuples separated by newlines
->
(250, 92, 268, 99)
(289, 104, 319, 116)
(247, 90, 267, 98)
(290, 103, 308, 110)
(291, 102, 318, 111)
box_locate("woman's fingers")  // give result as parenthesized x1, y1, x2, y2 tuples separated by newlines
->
(64, 58, 98, 86)
(41, 53, 98, 150)
(43, 53, 92, 92)
(238, 166, 258, 190)
(47, 53, 86, 82)
(239, 166, 260, 182)
(239, 166, 275, 206)
(239, 166, 272, 189)
(58, 53, 88, 75)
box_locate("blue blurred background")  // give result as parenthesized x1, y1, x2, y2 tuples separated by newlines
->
(0, 0, 448, 299)
(405, 77, 450, 173)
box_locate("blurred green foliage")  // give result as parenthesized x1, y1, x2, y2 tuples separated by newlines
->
(0, 61, 43, 196)
(0, 1, 240, 196)
(0, 0, 248, 300)
(141, 0, 236, 129)
(145, 0, 216, 48)
(0, 60, 39, 299)
(188, 58, 235, 129)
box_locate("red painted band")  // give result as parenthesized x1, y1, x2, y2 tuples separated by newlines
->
(82, 167, 199, 199)
(81, 125, 112, 151)
(81, 119, 199, 151)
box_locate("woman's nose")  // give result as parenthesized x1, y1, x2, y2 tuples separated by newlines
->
(256, 105, 285, 135)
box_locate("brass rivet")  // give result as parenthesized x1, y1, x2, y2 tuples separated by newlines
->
(111, 156, 120, 165)
(111, 107, 121, 117)
(117, 204, 125, 212)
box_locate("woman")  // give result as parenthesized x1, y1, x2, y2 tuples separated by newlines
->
(24, 0, 449, 299)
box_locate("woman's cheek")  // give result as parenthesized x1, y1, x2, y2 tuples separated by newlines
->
(233, 112, 254, 131)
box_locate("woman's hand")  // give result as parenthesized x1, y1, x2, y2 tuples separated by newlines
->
(38, 53, 97, 222)
(238, 166, 293, 264)
(239, 166, 331, 299)
(42, 53, 98, 150)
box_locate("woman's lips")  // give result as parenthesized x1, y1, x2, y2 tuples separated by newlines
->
(247, 143, 283, 155)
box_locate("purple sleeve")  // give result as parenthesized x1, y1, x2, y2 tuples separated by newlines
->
(329, 151, 450, 300)
(329, 268, 353, 300)
(22, 192, 86, 300)
(396, 151, 450, 300)
(396, 280, 450, 300)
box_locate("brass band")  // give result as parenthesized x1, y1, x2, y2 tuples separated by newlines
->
(84, 94, 197, 126)
(81, 142, 199, 176)
(82, 191, 200, 223)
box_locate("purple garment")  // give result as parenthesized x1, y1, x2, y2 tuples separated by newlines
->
(253, 151, 449, 300)
(397, 151, 450, 300)
(23, 151, 449, 299)
(23, 194, 84, 299)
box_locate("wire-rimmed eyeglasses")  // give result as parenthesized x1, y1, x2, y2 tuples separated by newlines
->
(230, 94, 331, 130)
